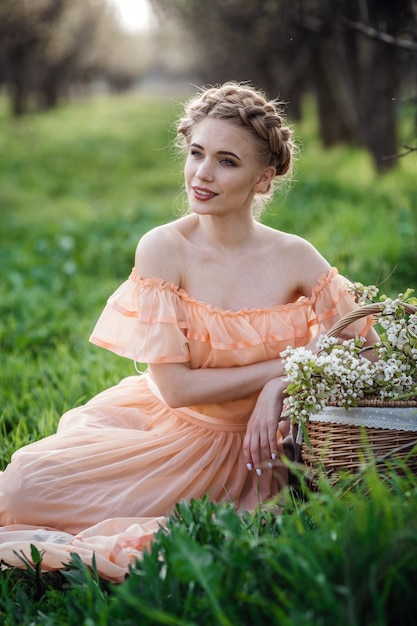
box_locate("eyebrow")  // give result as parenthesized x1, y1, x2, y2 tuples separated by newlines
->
(190, 143, 241, 161)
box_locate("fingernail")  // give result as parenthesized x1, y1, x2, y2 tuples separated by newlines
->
(256, 468, 263, 476)
(247, 463, 253, 471)
(271, 453, 277, 460)
(267, 461, 273, 468)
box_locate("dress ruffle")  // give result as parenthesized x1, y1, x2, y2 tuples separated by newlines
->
(0, 516, 165, 583)
(90, 267, 372, 367)
(90, 271, 190, 363)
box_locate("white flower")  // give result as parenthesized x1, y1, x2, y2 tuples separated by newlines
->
(281, 289, 417, 424)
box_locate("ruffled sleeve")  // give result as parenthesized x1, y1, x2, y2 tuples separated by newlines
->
(89, 270, 190, 364)
(308, 268, 373, 339)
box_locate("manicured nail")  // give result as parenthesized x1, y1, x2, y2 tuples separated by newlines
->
(271, 453, 277, 460)
(267, 461, 273, 468)
(247, 463, 253, 471)
(256, 468, 263, 476)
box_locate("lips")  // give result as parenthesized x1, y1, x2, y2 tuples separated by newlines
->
(192, 186, 217, 200)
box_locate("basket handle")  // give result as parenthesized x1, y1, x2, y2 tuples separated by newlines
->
(327, 302, 417, 338)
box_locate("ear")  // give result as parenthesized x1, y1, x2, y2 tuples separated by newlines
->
(254, 166, 276, 193)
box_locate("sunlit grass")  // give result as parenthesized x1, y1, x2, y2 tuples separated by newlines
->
(0, 93, 180, 225)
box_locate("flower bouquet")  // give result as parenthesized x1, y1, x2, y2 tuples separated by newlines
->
(281, 285, 417, 475)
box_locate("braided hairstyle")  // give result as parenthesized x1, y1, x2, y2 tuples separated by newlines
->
(177, 82, 294, 212)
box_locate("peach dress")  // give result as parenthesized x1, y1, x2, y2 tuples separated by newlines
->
(0, 267, 370, 581)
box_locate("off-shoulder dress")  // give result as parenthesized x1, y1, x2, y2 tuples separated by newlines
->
(0, 267, 371, 581)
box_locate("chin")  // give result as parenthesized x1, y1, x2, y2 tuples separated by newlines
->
(190, 203, 216, 215)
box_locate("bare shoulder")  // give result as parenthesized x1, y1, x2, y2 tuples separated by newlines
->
(135, 218, 188, 285)
(280, 230, 327, 263)
(259, 225, 332, 295)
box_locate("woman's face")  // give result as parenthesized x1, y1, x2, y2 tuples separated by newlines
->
(184, 117, 272, 218)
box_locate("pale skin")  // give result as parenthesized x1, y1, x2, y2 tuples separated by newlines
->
(135, 117, 378, 474)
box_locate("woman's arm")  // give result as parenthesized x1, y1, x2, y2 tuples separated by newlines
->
(148, 359, 285, 408)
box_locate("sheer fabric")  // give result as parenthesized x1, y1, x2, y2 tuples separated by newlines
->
(0, 268, 371, 581)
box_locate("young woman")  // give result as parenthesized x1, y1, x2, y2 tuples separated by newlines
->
(0, 82, 376, 581)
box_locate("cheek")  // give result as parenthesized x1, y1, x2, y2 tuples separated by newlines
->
(228, 173, 256, 195)
(184, 158, 194, 182)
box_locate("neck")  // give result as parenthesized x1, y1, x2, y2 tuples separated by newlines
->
(193, 212, 257, 253)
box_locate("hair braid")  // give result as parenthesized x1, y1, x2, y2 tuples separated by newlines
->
(176, 81, 295, 215)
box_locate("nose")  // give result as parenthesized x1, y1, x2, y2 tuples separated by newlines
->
(196, 158, 214, 182)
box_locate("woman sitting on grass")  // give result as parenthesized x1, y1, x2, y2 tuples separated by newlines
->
(0, 82, 377, 581)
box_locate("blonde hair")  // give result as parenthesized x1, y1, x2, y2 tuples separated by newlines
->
(176, 81, 294, 215)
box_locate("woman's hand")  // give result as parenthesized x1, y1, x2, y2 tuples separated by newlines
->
(243, 376, 289, 474)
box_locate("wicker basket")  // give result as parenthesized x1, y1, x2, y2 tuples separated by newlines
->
(302, 302, 417, 476)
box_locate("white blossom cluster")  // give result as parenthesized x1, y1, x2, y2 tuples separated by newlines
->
(280, 298, 417, 425)
(349, 281, 380, 305)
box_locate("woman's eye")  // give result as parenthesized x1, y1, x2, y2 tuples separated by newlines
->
(190, 149, 203, 158)
(220, 158, 236, 167)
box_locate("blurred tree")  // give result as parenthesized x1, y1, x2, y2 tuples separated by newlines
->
(305, 0, 417, 170)
(150, 0, 305, 119)
(0, 0, 66, 114)
(92, 28, 153, 94)
(151, 0, 417, 171)
(0, 0, 151, 114)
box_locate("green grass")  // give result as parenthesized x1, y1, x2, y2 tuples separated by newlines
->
(1, 91, 416, 624)
(1, 467, 417, 625)
(111, 466, 417, 626)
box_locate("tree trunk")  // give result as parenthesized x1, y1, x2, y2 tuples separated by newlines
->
(310, 31, 360, 146)
(39, 75, 60, 111)
(359, 41, 400, 171)
(10, 50, 31, 116)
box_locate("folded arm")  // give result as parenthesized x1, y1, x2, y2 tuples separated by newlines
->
(148, 359, 285, 408)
